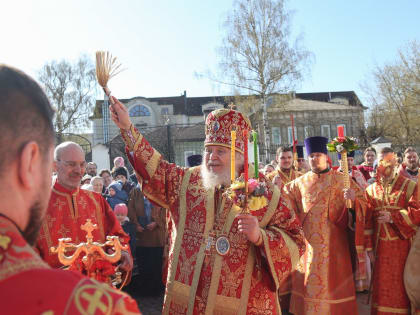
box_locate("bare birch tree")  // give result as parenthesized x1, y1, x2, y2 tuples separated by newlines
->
(364, 40, 420, 145)
(38, 55, 96, 141)
(215, 0, 313, 162)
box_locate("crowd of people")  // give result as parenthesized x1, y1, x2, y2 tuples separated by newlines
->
(258, 143, 420, 314)
(1, 64, 419, 315)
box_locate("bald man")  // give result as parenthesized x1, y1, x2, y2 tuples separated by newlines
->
(37, 142, 133, 278)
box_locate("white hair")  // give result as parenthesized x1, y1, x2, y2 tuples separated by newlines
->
(90, 176, 103, 184)
(81, 184, 93, 191)
(54, 141, 84, 161)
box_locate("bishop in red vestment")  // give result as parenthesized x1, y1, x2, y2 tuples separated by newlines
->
(111, 99, 305, 315)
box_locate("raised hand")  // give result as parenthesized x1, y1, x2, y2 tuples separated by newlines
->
(109, 96, 131, 130)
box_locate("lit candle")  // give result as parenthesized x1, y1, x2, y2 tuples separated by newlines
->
(337, 125, 344, 138)
(243, 130, 249, 183)
(231, 129, 236, 183)
(252, 131, 258, 178)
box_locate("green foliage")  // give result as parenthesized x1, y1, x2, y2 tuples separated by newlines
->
(327, 136, 359, 153)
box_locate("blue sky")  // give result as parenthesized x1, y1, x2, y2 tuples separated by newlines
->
(1, 0, 419, 106)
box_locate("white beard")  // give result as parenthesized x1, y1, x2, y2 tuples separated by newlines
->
(200, 164, 231, 190)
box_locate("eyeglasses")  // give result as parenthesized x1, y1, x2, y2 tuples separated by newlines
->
(57, 160, 87, 169)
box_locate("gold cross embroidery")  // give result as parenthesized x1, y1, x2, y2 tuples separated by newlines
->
(57, 224, 71, 238)
(46, 214, 57, 229)
(81, 219, 97, 242)
(54, 198, 67, 212)
(81, 290, 108, 313)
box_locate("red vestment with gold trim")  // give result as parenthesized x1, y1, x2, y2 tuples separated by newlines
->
(334, 166, 371, 291)
(398, 164, 419, 182)
(266, 167, 302, 309)
(365, 174, 420, 315)
(0, 217, 140, 314)
(121, 124, 305, 315)
(267, 168, 302, 190)
(37, 182, 129, 269)
(283, 169, 368, 315)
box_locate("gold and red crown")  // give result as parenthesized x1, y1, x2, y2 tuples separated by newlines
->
(204, 108, 252, 154)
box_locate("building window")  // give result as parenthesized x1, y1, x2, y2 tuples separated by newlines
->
(321, 125, 331, 139)
(336, 124, 347, 136)
(161, 107, 169, 115)
(129, 105, 151, 117)
(287, 126, 297, 145)
(272, 127, 281, 145)
(304, 126, 314, 138)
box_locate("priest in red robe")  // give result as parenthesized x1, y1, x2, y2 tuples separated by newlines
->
(283, 136, 368, 315)
(37, 141, 132, 274)
(110, 97, 305, 315)
(266, 145, 303, 311)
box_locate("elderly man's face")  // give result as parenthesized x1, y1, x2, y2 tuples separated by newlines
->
(277, 151, 293, 170)
(55, 146, 86, 190)
(92, 179, 104, 193)
(204, 145, 231, 175)
(308, 152, 328, 172)
(202, 145, 244, 189)
(404, 151, 419, 170)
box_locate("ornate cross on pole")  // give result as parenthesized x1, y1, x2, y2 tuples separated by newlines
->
(81, 219, 97, 242)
